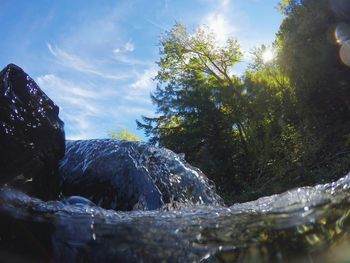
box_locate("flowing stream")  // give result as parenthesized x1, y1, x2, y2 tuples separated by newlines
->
(2, 174, 350, 262)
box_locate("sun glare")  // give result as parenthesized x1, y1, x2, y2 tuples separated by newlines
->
(262, 49, 275, 63)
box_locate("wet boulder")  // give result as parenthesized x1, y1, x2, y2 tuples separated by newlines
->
(59, 139, 223, 211)
(0, 64, 65, 198)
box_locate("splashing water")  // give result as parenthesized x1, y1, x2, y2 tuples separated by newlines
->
(2, 173, 350, 262)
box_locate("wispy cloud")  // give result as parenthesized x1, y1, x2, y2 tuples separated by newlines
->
(146, 18, 170, 31)
(114, 105, 155, 117)
(37, 74, 101, 114)
(112, 55, 153, 66)
(38, 74, 102, 99)
(123, 66, 158, 103)
(41, 1, 163, 139)
(64, 114, 92, 139)
(130, 66, 157, 90)
(111, 41, 152, 66)
(113, 41, 135, 53)
(36, 66, 157, 140)
(47, 43, 131, 80)
(37, 74, 111, 139)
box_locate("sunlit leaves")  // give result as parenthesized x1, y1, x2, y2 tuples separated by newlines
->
(278, 0, 303, 15)
(135, 0, 350, 204)
(109, 129, 141, 142)
(157, 22, 242, 87)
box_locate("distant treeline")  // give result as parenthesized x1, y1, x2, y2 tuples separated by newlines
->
(137, 0, 350, 204)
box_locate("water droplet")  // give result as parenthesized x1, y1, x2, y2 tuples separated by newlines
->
(201, 253, 211, 261)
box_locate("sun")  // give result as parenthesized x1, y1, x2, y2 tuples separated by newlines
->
(262, 49, 275, 63)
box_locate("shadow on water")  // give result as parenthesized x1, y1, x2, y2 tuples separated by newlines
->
(2, 174, 350, 262)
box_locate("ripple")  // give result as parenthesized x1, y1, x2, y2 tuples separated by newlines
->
(2, 173, 350, 262)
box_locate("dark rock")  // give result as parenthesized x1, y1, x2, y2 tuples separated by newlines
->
(0, 64, 65, 198)
(59, 139, 223, 211)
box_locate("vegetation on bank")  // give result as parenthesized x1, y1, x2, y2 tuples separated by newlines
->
(109, 128, 142, 142)
(137, 0, 350, 204)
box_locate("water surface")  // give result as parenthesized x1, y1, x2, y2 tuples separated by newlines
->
(2, 174, 350, 262)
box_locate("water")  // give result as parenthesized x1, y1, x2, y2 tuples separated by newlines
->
(2, 174, 350, 262)
(59, 139, 223, 211)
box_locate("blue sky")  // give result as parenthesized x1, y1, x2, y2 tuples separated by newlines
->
(0, 0, 282, 140)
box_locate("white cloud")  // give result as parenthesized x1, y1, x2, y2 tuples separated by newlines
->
(112, 55, 152, 66)
(125, 41, 135, 52)
(38, 74, 99, 99)
(37, 74, 100, 114)
(123, 66, 158, 103)
(65, 114, 91, 132)
(47, 43, 131, 80)
(130, 66, 157, 90)
(113, 41, 135, 53)
(36, 69, 156, 140)
(112, 42, 152, 66)
(53, 116, 93, 140)
(37, 74, 110, 139)
(114, 105, 155, 117)
(37, 74, 120, 115)
(146, 18, 170, 31)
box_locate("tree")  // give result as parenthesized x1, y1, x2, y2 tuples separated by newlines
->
(276, 0, 350, 184)
(154, 23, 249, 150)
(137, 23, 249, 199)
(242, 45, 298, 187)
(137, 1, 350, 203)
(278, 0, 302, 15)
(109, 129, 141, 142)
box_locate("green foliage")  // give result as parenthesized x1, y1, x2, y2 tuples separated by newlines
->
(138, 2, 350, 204)
(109, 129, 141, 142)
(276, 0, 350, 183)
(278, 0, 302, 15)
(137, 23, 247, 199)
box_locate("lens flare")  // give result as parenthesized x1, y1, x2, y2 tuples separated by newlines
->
(340, 40, 350, 66)
(335, 23, 350, 67)
(335, 23, 350, 44)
